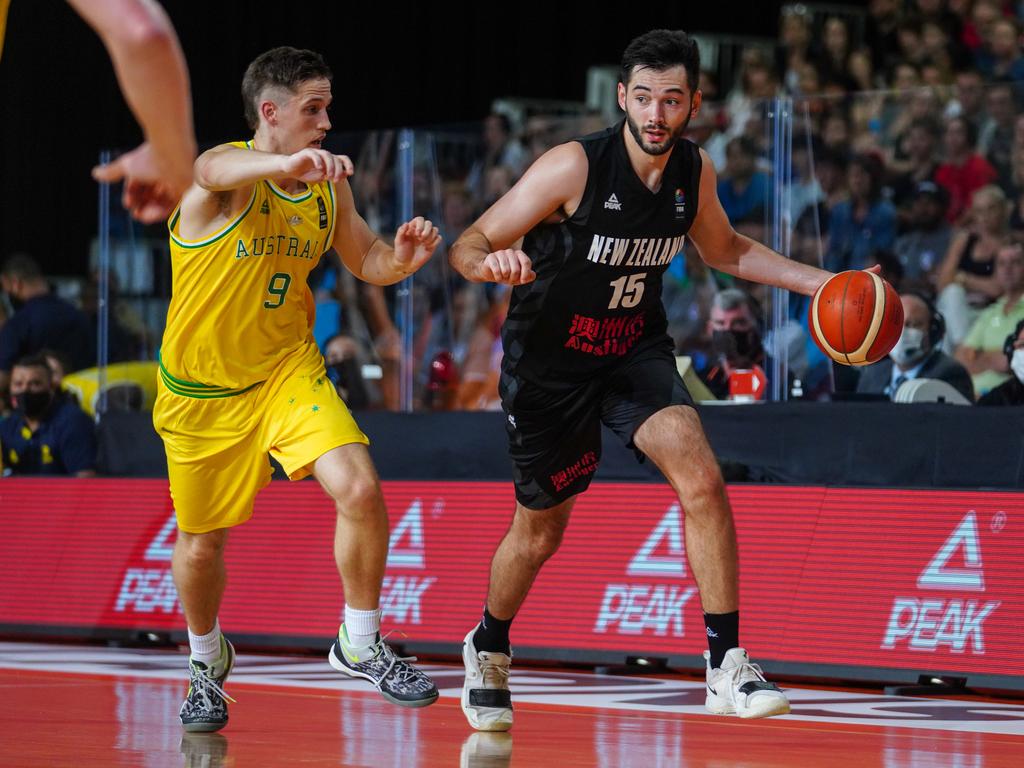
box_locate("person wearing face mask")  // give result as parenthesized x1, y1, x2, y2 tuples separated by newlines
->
(977, 319, 1024, 405)
(855, 292, 975, 402)
(0, 354, 96, 477)
(699, 288, 777, 401)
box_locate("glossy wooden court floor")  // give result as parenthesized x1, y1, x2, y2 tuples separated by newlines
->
(2, 642, 1021, 767)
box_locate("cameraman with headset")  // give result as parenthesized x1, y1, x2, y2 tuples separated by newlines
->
(856, 292, 975, 402)
(977, 319, 1024, 405)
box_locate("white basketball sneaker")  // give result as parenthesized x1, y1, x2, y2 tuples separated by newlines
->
(461, 625, 514, 731)
(704, 647, 790, 718)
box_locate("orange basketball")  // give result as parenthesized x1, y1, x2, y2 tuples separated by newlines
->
(808, 270, 904, 366)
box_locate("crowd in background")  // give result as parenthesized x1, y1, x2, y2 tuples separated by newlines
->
(5, 0, 1024, 476)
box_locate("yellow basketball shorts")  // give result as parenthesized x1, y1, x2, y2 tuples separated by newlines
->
(153, 342, 368, 533)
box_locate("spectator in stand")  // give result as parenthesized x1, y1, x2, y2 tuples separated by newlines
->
(777, 4, 814, 95)
(724, 49, 778, 140)
(0, 254, 94, 400)
(943, 68, 988, 131)
(895, 14, 929, 67)
(979, 82, 1018, 192)
(815, 16, 857, 93)
(856, 292, 975, 401)
(977, 319, 1024, 404)
(980, 16, 1024, 83)
(956, 241, 1024, 396)
(866, 0, 903, 74)
(889, 117, 942, 216)
(826, 153, 897, 272)
(323, 333, 372, 411)
(936, 115, 998, 223)
(717, 136, 769, 225)
(937, 184, 1010, 348)
(967, 0, 1005, 65)
(466, 113, 527, 203)
(895, 181, 954, 289)
(0, 354, 96, 477)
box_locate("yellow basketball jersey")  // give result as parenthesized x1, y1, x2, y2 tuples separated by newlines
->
(160, 141, 337, 394)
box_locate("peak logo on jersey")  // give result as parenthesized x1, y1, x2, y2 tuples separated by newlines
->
(260, 201, 270, 215)
(288, 215, 302, 226)
(604, 193, 622, 211)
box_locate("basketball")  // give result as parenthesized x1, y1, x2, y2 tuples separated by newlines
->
(808, 270, 904, 366)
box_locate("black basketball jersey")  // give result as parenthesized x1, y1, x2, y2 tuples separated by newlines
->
(502, 120, 702, 384)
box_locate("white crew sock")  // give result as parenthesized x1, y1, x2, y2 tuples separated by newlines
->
(342, 606, 382, 649)
(188, 619, 223, 665)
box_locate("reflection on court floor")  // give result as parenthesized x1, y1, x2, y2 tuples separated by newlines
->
(1, 642, 1021, 767)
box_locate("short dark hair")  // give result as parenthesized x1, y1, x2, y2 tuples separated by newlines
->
(1, 253, 43, 281)
(241, 46, 333, 131)
(620, 29, 701, 94)
(13, 353, 52, 378)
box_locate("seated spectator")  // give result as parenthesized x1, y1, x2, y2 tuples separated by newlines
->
(956, 242, 1024, 396)
(826, 153, 897, 272)
(978, 82, 1017, 192)
(699, 289, 794, 400)
(977, 319, 1024, 405)
(935, 116, 998, 224)
(717, 136, 768, 225)
(466, 113, 527, 203)
(936, 184, 1010, 349)
(894, 181, 953, 288)
(323, 333, 372, 411)
(888, 117, 942, 215)
(0, 354, 96, 477)
(856, 293, 974, 401)
(0, 254, 94, 399)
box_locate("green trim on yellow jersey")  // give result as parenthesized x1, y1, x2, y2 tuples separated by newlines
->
(264, 179, 313, 203)
(158, 351, 261, 399)
(169, 187, 258, 250)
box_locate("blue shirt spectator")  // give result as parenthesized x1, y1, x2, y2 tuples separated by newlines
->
(0, 355, 96, 477)
(718, 136, 769, 224)
(825, 154, 897, 272)
(0, 254, 94, 397)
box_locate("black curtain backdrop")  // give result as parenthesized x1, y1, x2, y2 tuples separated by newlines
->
(0, 0, 853, 275)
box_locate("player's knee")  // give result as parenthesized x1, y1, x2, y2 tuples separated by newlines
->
(176, 531, 225, 570)
(681, 465, 729, 518)
(519, 516, 568, 562)
(330, 477, 384, 519)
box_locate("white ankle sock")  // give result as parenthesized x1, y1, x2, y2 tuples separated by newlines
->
(342, 606, 381, 649)
(188, 620, 222, 665)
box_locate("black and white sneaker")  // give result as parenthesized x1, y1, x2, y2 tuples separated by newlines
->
(328, 629, 439, 708)
(461, 624, 513, 731)
(704, 647, 790, 718)
(179, 637, 236, 733)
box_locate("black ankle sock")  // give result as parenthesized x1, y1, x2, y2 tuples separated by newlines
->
(704, 611, 739, 669)
(473, 608, 513, 655)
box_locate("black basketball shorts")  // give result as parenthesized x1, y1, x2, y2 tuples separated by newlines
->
(500, 340, 694, 510)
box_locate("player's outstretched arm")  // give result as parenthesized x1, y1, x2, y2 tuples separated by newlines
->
(450, 142, 587, 285)
(687, 148, 832, 297)
(73, 0, 196, 219)
(331, 179, 440, 286)
(194, 145, 353, 192)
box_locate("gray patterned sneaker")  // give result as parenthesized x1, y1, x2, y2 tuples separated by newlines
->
(328, 628, 439, 707)
(180, 636, 236, 732)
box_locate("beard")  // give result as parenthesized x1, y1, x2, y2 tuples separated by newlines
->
(625, 108, 692, 156)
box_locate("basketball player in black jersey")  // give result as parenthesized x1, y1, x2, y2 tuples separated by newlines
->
(450, 29, 836, 728)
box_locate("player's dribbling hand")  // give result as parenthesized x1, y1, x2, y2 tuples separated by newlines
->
(480, 249, 536, 286)
(281, 149, 354, 183)
(92, 142, 192, 224)
(394, 217, 442, 276)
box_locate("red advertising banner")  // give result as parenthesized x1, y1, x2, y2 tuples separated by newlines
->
(0, 479, 1020, 681)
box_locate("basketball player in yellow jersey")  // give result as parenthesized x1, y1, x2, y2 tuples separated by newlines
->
(1, 0, 195, 222)
(156, 46, 442, 732)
